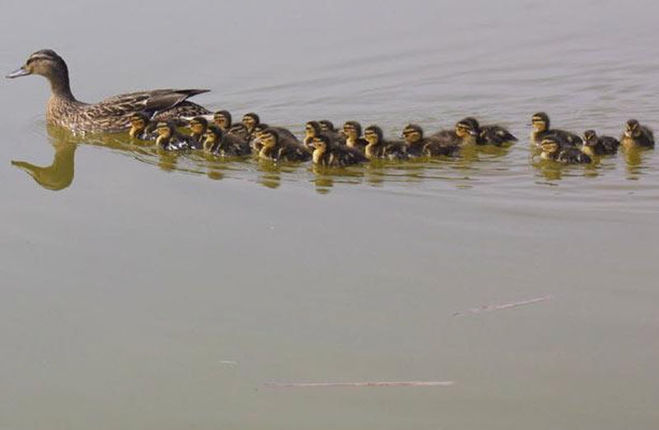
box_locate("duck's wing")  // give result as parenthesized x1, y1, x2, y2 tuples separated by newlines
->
(98, 89, 210, 115)
(480, 125, 517, 145)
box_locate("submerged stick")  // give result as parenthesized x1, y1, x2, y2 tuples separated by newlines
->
(264, 381, 455, 389)
(453, 295, 552, 317)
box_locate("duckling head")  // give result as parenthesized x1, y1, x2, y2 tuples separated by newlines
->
(229, 123, 249, 139)
(7, 49, 72, 96)
(129, 112, 150, 138)
(581, 130, 598, 156)
(624, 119, 641, 138)
(540, 137, 560, 159)
(319, 120, 335, 132)
(155, 121, 175, 147)
(242, 112, 260, 132)
(455, 117, 479, 138)
(203, 125, 223, 152)
(189, 116, 208, 137)
(305, 121, 322, 139)
(364, 125, 383, 145)
(310, 134, 331, 164)
(402, 124, 424, 144)
(260, 128, 279, 149)
(531, 112, 549, 132)
(343, 121, 362, 140)
(213, 110, 232, 130)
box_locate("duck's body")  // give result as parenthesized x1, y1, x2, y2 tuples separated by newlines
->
(430, 118, 480, 147)
(203, 125, 251, 157)
(258, 129, 311, 162)
(311, 135, 367, 167)
(6, 50, 210, 134)
(154, 121, 197, 151)
(540, 137, 592, 164)
(342, 121, 368, 152)
(363, 125, 408, 160)
(402, 124, 458, 157)
(128, 112, 157, 141)
(620, 119, 654, 149)
(581, 130, 619, 156)
(530, 112, 582, 147)
(478, 124, 518, 146)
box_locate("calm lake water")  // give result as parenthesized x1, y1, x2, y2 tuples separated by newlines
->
(1, 0, 658, 429)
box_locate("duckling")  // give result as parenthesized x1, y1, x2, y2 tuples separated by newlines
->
(319, 119, 345, 144)
(154, 121, 195, 151)
(540, 136, 592, 164)
(6, 49, 210, 133)
(530, 112, 582, 146)
(303, 121, 323, 149)
(363, 125, 408, 160)
(188, 116, 209, 147)
(430, 117, 479, 147)
(310, 134, 367, 167)
(228, 123, 250, 140)
(213, 110, 232, 131)
(128, 112, 157, 140)
(620, 119, 654, 149)
(258, 128, 311, 162)
(464, 117, 517, 146)
(242, 112, 260, 135)
(342, 121, 368, 151)
(402, 124, 457, 157)
(581, 130, 620, 156)
(250, 123, 301, 152)
(203, 125, 251, 157)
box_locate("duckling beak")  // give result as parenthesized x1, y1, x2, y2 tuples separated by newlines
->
(468, 129, 478, 136)
(6, 66, 30, 79)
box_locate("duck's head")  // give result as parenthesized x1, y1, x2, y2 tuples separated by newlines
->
(129, 112, 150, 138)
(342, 121, 362, 140)
(540, 136, 561, 157)
(624, 119, 641, 138)
(305, 121, 322, 139)
(583, 130, 598, 146)
(259, 128, 279, 149)
(189, 116, 208, 136)
(531, 112, 549, 132)
(155, 121, 174, 140)
(364, 125, 383, 145)
(203, 125, 223, 152)
(213, 110, 232, 130)
(7, 49, 67, 80)
(228, 123, 249, 139)
(319, 120, 335, 133)
(310, 134, 330, 154)
(242, 112, 260, 132)
(402, 124, 423, 144)
(455, 117, 479, 138)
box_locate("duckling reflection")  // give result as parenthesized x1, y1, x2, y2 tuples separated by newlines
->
(11, 138, 76, 191)
(620, 119, 654, 149)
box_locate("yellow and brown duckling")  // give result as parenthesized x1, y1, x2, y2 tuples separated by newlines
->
(250, 123, 301, 152)
(155, 121, 196, 151)
(310, 134, 367, 167)
(462, 117, 517, 146)
(342, 121, 368, 151)
(620, 119, 654, 149)
(188, 116, 209, 147)
(530, 112, 582, 147)
(402, 124, 458, 157)
(319, 119, 345, 144)
(128, 112, 157, 140)
(228, 123, 250, 140)
(581, 130, 620, 156)
(258, 128, 311, 162)
(540, 136, 592, 164)
(203, 125, 251, 157)
(363, 125, 408, 160)
(303, 121, 323, 149)
(431, 117, 480, 147)
(213, 110, 232, 131)
(6, 49, 210, 134)
(242, 112, 260, 135)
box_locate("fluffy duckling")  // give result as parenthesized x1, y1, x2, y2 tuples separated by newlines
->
(431, 117, 479, 147)
(462, 117, 517, 146)
(251, 123, 301, 152)
(203, 125, 251, 157)
(155, 121, 195, 151)
(310, 134, 367, 167)
(242, 112, 260, 135)
(213, 110, 232, 131)
(258, 128, 311, 162)
(363, 125, 408, 160)
(228, 123, 250, 140)
(540, 136, 592, 164)
(581, 130, 620, 156)
(128, 112, 156, 140)
(319, 119, 345, 144)
(342, 121, 368, 151)
(304, 121, 323, 148)
(620, 119, 654, 149)
(188, 116, 209, 146)
(531, 112, 582, 146)
(402, 124, 457, 157)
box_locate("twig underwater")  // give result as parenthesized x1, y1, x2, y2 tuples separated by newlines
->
(452, 295, 553, 317)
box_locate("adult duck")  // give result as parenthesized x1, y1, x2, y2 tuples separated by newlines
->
(6, 49, 210, 134)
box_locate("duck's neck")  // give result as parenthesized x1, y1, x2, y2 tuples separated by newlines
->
(46, 68, 75, 100)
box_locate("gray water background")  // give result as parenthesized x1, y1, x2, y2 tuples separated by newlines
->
(1, 0, 658, 428)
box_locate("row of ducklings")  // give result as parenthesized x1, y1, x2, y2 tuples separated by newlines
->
(127, 110, 654, 166)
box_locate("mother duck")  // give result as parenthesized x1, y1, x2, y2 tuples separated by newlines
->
(6, 49, 210, 134)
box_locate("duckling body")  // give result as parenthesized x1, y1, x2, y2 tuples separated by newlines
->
(402, 124, 457, 157)
(540, 137, 591, 164)
(311, 135, 367, 167)
(203, 125, 251, 157)
(6, 50, 210, 134)
(557, 147, 592, 164)
(478, 124, 518, 146)
(363, 125, 408, 160)
(128, 112, 157, 141)
(581, 130, 619, 156)
(530, 112, 582, 146)
(620, 119, 654, 149)
(155, 122, 197, 151)
(258, 129, 311, 162)
(342, 121, 368, 152)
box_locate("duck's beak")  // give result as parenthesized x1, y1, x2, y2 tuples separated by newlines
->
(6, 66, 30, 79)
(468, 129, 479, 136)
